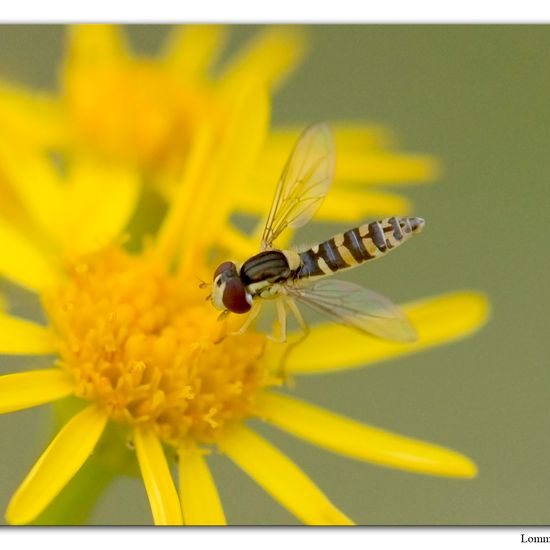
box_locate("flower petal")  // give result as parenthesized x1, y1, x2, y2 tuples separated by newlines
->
(5, 405, 107, 525)
(256, 392, 477, 478)
(252, 150, 438, 188)
(0, 140, 65, 246)
(0, 313, 55, 355)
(336, 151, 440, 184)
(178, 83, 269, 271)
(252, 124, 437, 188)
(218, 225, 259, 259)
(64, 24, 129, 70)
(155, 123, 213, 262)
(286, 291, 489, 375)
(0, 83, 66, 149)
(263, 124, 395, 156)
(134, 426, 183, 525)
(0, 370, 73, 414)
(318, 188, 412, 219)
(178, 446, 226, 525)
(219, 424, 353, 525)
(0, 217, 59, 291)
(61, 158, 140, 256)
(220, 26, 307, 91)
(254, 124, 394, 183)
(200, 84, 269, 243)
(163, 25, 227, 79)
(237, 185, 412, 220)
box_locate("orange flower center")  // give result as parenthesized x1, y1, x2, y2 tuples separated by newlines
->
(43, 246, 277, 447)
(65, 62, 222, 175)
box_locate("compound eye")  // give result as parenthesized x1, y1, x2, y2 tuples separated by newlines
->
(223, 279, 252, 314)
(214, 261, 237, 280)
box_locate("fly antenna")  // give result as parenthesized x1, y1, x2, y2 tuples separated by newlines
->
(197, 276, 209, 289)
(217, 310, 230, 322)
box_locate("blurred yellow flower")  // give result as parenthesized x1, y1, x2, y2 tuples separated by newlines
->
(0, 25, 437, 226)
(0, 82, 487, 525)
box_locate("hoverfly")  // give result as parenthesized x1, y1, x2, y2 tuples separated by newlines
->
(210, 123, 424, 343)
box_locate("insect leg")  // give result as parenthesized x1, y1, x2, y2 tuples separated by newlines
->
(228, 301, 262, 336)
(270, 298, 288, 343)
(276, 297, 311, 385)
(285, 297, 310, 338)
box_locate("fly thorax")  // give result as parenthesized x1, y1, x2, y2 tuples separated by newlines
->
(258, 283, 285, 299)
(240, 250, 291, 294)
(246, 279, 275, 297)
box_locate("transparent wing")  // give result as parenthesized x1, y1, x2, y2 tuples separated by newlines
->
(287, 279, 417, 342)
(261, 123, 335, 250)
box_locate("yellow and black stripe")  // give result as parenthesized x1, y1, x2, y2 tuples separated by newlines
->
(296, 216, 425, 279)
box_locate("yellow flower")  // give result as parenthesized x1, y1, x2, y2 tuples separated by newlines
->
(0, 25, 437, 226)
(0, 81, 487, 525)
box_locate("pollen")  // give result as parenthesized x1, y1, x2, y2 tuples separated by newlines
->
(43, 246, 273, 446)
(65, 62, 222, 172)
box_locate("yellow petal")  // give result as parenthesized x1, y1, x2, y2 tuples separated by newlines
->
(335, 151, 440, 184)
(64, 24, 129, 70)
(237, 185, 412, 220)
(329, 124, 396, 151)
(200, 84, 269, 243)
(256, 392, 477, 478)
(178, 83, 269, 271)
(286, 291, 490, 375)
(0, 217, 59, 291)
(178, 446, 226, 525)
(0, 177, 32, 240)
(155, 123, 213, 262)
(256, 124, 395, 176)
(253, 149, 438, 188)
(220, 26, 307, 91)
(0, 140, 64, 246)
(218, 225, 259, 259)
(0, 370, 73, 414)
(276, 124, 395, 150)
(60, 158, 140, 256)
(0, 83, 66, 148)
(6, 405, 107, 525)
(163, 25, 227, 79)
(220, 424, 353, 525)
(134, 426, 183, 526)
(0, 313, 55, 355)
(318, 188, 412, 219)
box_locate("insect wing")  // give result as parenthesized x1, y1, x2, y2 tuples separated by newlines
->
(289, 279, 417, 342)
(261, 123, 335, 250)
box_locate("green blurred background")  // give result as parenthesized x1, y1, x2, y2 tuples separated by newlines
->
(0, 25, 548, 525)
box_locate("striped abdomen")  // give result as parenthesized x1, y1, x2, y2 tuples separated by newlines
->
(296, 216, 425, 279)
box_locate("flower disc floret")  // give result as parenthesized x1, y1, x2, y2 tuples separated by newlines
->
(44, 246, 272, 446)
